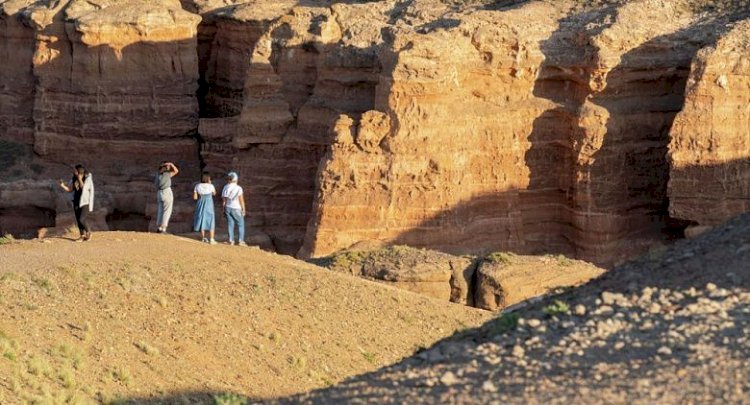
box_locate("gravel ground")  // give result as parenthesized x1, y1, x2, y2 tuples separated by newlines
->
(277, 214, 750, 404)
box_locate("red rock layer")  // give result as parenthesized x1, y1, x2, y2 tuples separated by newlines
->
(0, 1, 36, 143)
(668, 19, 750, 228)
(300, 1, 737, 265)
(198, 2, 383, 253)
(1, 0, 202, 233)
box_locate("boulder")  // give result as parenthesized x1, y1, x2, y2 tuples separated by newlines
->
(474, 253, 605, 311)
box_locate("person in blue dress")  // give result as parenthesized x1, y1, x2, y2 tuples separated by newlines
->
(193, 172, 217, 244)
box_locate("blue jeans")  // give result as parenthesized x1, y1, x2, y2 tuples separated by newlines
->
(225, 207, 244, 243)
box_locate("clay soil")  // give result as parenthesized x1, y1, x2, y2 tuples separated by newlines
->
(0, 232, 490, 403)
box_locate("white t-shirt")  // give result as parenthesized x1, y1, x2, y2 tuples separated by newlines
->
(194, 183, 216, 196)
(222, 183, 243, 209)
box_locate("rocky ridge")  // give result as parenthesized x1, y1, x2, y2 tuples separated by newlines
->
(0, 0, 748, 262)
(279, 213, 750, 403)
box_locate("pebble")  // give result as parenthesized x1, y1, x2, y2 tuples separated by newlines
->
(596, 305, 614, 315)
(440, 372, 458, 386)
(601, 291, 617, 305)
(574, 304, 587, 316)
(512, 345, 525, 358)
(648, 303, 662, 314)
(706, 283, 718, 292)
(527, 319, 542, 328)
(482, 380, 498, 392)
(657, 346, 672, 356)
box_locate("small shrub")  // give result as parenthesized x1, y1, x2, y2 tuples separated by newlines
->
(59, 367, 75, 388)
(1, 330, 18, 361)
(32, 277, 53, 293)
(486, 252, 515, 265)
(556, 255, 574, 267)
(28, 356, 52, 377)
(489, 312, 519, 335)
(0, 234, 15, 245)
(134, 341, 160, 356)
(54, 343, 84, 369)
(287, 355, 307, 370)
(360, 350, 376, 364)
(543, 299, 570, 316)
(111, 365, 131, 384)
(214, 392, 248, 405)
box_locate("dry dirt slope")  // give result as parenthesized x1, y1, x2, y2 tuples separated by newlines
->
(0, 233, 490, 403)
(280, 213, 750, 404)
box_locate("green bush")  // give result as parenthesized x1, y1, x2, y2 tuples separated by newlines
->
(543, 299, 570, 316)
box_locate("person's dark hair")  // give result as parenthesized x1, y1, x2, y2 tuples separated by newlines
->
(74, 164, 86, 175)
(201, 172, 211, 183)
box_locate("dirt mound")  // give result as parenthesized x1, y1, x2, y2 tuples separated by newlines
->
(0, 233, 489, 403)
(282, 213, 750, 403)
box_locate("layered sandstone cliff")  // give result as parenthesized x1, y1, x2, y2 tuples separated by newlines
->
(0, 0, 747, 264)
(1, 0, 202, 235)
(300, 0, 747, 264)
(668, 19, 750, 228)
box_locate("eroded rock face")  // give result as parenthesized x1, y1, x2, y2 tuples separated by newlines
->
(0, 0, 202, 234)
(0, 0, 746, 263)
(474, 253, 604, 311)
(668, 19, 750, 229)
(317, 246, 603, 309)
(320, 245, 477, 303)
(300, 0, 748, 265)
(0, 0, 36, 144)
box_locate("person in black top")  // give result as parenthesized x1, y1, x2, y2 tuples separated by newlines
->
(59, 164, 95, 241)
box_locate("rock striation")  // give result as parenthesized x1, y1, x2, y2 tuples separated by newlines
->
(0, 0, 747, 263)
(668, 19, 750, 230)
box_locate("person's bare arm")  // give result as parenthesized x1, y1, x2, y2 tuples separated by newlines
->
(59, 179, 72, 192)
(240, 194, 246, 216)
(167, 162, 179, 177)
(193, 191, 198, 201)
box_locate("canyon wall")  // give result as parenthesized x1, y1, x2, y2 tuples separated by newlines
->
(0, 0, 747, 264)
(0, 0, 202, 235)
(300, 0, 747, 264)
(668, 19, 750, 228)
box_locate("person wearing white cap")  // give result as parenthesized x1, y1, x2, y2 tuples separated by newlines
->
(222, 171, 246, 246)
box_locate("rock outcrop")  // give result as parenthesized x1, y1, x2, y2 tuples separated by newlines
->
(473, 253, 604, 311)
(0, 0, 747, 263)
(668, 19, 750, 229)
(317, 246, 603, 310)
(320, 245, 476, 303)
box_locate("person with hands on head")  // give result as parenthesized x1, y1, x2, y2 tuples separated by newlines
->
(154, 161, 179, 234)
(59, 164, 94, 242)
(222, 171, 246, 246)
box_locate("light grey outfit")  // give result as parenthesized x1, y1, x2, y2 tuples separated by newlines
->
(155, 172, 173, 230)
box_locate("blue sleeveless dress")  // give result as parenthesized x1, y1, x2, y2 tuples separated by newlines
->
(193, 185, 215, 232)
